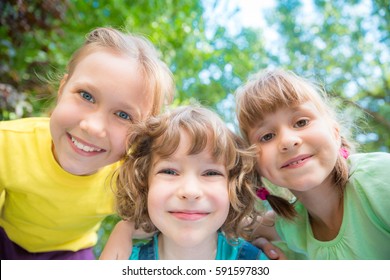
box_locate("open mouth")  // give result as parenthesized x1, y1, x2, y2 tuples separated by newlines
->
(68, 133, 105, 153)
(281, 155, 312, 168)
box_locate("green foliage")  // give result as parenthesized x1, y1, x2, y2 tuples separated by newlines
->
(1, 0, 389, 257)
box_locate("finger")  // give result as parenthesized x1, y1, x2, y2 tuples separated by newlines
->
(252, 237, 279, 260)
(261, 211, 276, 227)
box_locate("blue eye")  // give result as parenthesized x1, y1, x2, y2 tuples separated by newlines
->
(115, 111, 132, 121)
(159, 169, 177, 175)
(260, 133, 275, 142)
(80, 91, 95, 103)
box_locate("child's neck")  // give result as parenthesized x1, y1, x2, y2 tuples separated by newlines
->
(293, 177, 344, 241)
(308, 196, 343, 241)
(157, 233, 218, 260)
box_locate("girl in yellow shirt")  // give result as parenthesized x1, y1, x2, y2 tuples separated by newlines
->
(0, 27, 174, 259)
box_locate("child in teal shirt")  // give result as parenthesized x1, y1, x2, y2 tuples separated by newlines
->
(114, 105, 268, 260)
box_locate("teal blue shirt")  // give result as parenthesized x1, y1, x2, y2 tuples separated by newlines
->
(130, 231, 268, 260)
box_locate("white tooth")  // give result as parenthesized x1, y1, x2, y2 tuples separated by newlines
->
(290, 159, 303, 166)
(71, 136, 100, 152)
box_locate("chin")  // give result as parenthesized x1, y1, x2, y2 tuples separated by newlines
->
(165, 233, 206, 248)
(61, 163, 96, 176)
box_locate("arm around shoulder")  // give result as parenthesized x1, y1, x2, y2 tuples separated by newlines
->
(99, 220, 135, 260)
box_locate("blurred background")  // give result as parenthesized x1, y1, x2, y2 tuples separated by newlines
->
(1, 0, 389, 257)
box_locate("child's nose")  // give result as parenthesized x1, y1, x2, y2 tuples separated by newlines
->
(79, 112, 107, 138)
(278, 129, 301, 152)
(177, 175, 203, 201)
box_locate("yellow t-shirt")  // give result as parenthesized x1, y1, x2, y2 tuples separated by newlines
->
(0, 118, 120, 252)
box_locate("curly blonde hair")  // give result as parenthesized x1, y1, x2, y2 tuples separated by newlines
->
(115, 105, 259, 240)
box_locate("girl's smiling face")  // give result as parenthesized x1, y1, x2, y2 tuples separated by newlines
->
(147, 130, 230, 250)
(50, 49, 152, 175)
(249, 101, 341, 193)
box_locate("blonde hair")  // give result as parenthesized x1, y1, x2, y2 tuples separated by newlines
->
(235, 68, 353, 220)
(115, 105, 259, 240)
(66, 27, 174, 117)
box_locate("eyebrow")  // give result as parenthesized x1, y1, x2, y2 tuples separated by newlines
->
(250, 120, 268, 138)
(72, 80, 99, 93)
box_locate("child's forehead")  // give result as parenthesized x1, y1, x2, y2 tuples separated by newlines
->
(153, 127, 225, 160)
(155, 127, 212, 151)
(258, 101, 321, 119)
(68, 50, 153, 116)
(75, 48, 137, 69)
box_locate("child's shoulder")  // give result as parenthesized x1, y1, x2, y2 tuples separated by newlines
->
(347, 152, 390, 225)
(217, 232, 268, 260)
(348, 152, 390, 187)
(0, 117, 49, 132)
(129, 236, 156, 260)
(236, 239, 269, 260)
(349, 152, 390, 175)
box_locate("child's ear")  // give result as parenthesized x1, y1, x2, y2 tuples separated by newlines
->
(57, 74, 69, 99)
(332, 121, 341, 145)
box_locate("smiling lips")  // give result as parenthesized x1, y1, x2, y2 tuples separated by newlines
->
(68, 133, 105, 153)
(281, 154, 312, 168)
(170, 211, 209, 221)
